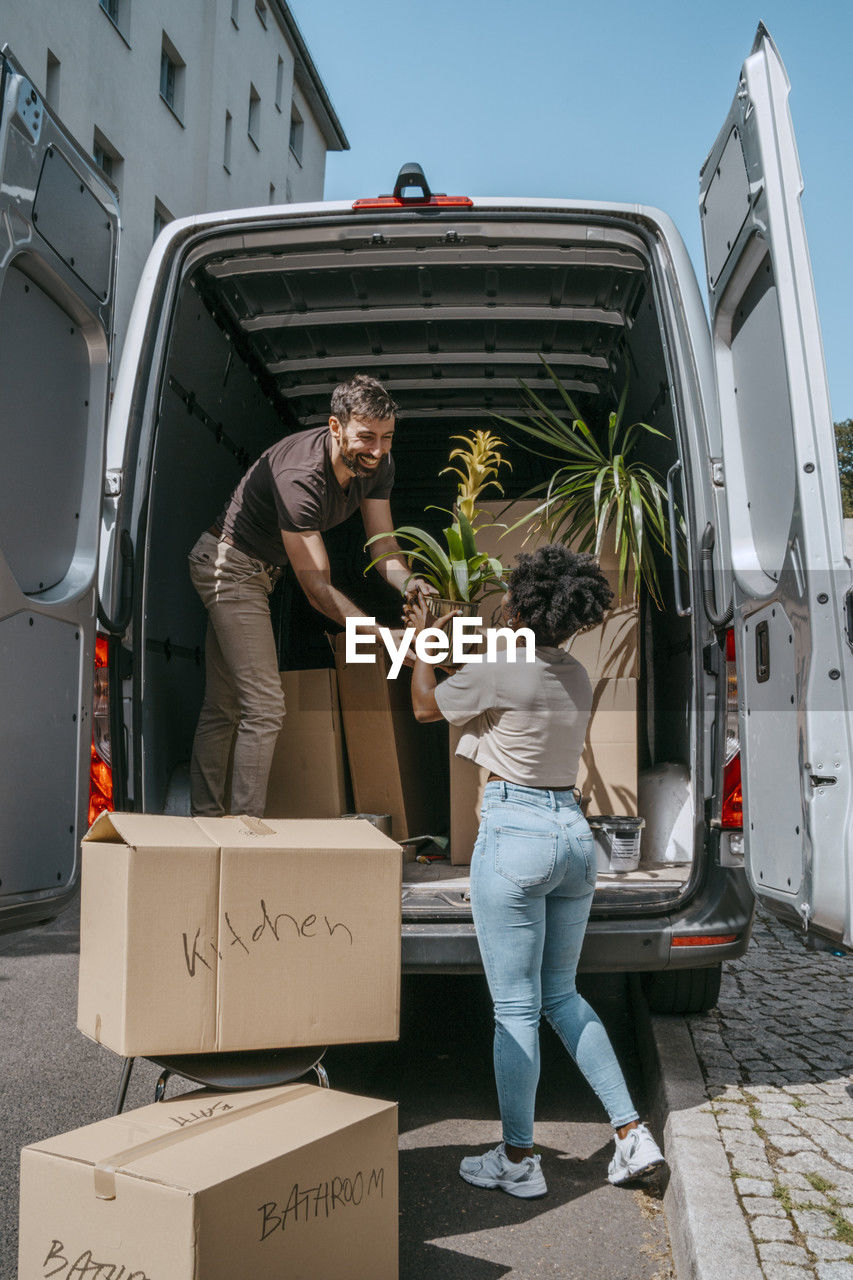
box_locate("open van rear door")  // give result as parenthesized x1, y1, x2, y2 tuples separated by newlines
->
(700, 25, 853, 947)
(0, 51, 118, 927)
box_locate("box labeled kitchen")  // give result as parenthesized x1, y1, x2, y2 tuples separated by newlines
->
(77, 813, 402, 1056)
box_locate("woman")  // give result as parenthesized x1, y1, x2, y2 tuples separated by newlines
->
(406, 544, 665, 1199)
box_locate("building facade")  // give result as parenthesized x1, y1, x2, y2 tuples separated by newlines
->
(1, 0, 348, 363)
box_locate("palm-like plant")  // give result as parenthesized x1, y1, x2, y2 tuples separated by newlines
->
(492, 359, 672, 602)
(364, 431, 509, 606)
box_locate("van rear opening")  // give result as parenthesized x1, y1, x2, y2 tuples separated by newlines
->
(136, 211, 699, 917)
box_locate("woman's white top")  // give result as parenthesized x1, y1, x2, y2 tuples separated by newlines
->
(433, 646, 592, 787)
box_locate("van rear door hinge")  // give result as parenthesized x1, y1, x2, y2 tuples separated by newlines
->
(104, 469, 122, 497)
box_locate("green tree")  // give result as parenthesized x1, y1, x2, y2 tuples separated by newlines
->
(836, 419, 853, 518)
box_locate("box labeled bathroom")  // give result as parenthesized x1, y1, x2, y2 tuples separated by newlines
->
(18, 1084, 399, 1280)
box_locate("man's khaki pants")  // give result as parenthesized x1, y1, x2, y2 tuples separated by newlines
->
(188, 531, 284, 816)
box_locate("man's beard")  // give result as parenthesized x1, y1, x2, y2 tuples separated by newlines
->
(340, 444, 378, 476)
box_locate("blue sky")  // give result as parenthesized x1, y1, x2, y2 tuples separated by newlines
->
(291, 0, 853, 420)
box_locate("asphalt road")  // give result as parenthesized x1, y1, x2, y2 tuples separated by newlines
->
(1, 902, 672, 1279)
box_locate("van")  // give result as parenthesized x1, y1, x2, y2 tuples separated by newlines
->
(2, 26, 851, 1013)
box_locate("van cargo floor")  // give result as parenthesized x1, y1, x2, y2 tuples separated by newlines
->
(401, 860, 693, 919)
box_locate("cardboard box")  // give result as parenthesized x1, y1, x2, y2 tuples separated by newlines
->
(19, 1084, 398, 1280)
(475, 500, 639, 677)
(476, 498, 621, 573)
(334, 634, 448, 841)
(448, 725, 489, 865)
(77, 814, 402, 1056)
(264, 669, 347, 819)
(577, 678, 639, 816)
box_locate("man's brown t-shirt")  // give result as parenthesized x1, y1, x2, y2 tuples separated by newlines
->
(216, 425, 394, 566)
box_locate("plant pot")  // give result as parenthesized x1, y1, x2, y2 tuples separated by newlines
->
(423, 596, 482, 619)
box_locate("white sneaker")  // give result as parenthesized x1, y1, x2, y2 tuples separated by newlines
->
(459, 1142, 548, 1198)
(608, 1123, 666, 1185)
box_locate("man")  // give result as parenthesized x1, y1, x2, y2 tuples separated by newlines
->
(188, 373, 426, 817)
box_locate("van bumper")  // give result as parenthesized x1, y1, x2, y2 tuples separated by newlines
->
(401, 865, 755, 974)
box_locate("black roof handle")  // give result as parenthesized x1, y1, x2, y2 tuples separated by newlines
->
(393, 162, 432, 201)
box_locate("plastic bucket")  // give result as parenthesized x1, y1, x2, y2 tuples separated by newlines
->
(589, 815, 644, 873)
(341, 813, 393, 839)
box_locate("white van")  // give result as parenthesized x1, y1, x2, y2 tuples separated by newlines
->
(1, 26, 850, 1013)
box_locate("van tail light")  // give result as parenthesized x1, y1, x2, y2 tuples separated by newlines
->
(88, 636, 113, 826)
(720, 627, 743, 829)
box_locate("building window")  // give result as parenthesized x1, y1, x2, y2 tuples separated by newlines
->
(160, 33, 186, 122)
(275, 56, 284, 112)
(92, 127, 123, 192)
(45, 51, 61, 109)
(99, 0, 130, 40)
(153, 199, 173, 242)
(248, 84, 260, 148)
(231, 0, 239, 27)
(223, 110, 232, 172)
(255, 0, 267, 27)
(289, 102, 303, 163)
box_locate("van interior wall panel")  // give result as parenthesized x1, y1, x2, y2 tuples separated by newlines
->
(0, 264, 91, 594)
(141, 292, 282, 813)
(729, 259, 796, 581)
(0, 613, 80, 893)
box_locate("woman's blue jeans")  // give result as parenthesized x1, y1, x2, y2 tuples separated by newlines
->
(470, 780, 639, 1148)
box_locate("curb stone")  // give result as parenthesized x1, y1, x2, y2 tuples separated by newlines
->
(631, 976, 763, 1280)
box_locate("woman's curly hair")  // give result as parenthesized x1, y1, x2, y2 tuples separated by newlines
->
(506, 544, 614, 645)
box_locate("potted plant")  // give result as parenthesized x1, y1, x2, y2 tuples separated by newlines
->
(365, 429, 510, 615)
(492, 359, 673, 603)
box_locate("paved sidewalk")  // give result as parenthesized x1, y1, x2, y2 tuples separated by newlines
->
(686, 909, 853, 1280)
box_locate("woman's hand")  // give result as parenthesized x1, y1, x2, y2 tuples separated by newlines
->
(403, 593, 458, 637)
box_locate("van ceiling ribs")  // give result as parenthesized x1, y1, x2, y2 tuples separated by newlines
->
(284, 376, 601, 399)
(302, 405, 578, 425)
(203, 246, 647, 278)
(241, 304, 627, 333)
(192, 225, 656, 428)
(267, 351, 610, 376)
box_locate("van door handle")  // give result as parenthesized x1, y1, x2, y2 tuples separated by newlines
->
(666, 460, 692, 618)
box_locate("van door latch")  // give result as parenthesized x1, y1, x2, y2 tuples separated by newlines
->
(755, 619, 770, 682)
(104, 469, 122, 497)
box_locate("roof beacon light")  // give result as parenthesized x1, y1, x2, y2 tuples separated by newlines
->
(353, 161, 472, 211)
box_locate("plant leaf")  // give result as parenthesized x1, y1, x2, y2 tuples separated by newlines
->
(456, 509, 479, 560)
(629, 474, 644, 571)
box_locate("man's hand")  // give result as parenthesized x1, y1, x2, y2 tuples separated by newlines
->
(403, 576, 437, 601)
